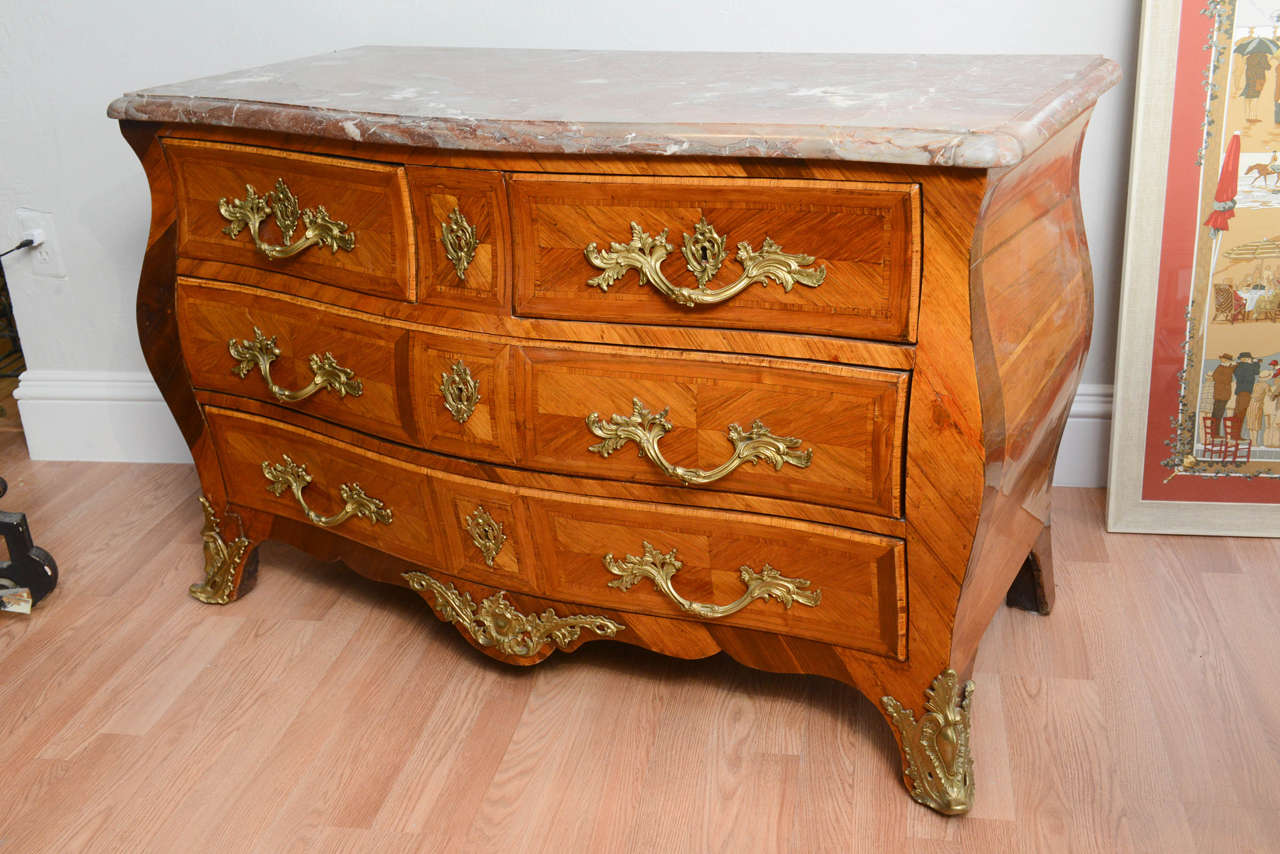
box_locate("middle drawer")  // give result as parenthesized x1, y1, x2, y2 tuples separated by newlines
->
(180, 279, 907, 517)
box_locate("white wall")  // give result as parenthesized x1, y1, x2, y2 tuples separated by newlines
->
(0, 0, 1139, 483)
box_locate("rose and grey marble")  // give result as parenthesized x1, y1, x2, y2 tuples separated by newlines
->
(108, 46, 1119, 168)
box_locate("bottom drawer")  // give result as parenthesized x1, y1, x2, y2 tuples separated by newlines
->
(207, 408, 906, 660)
(209, 408, 443, 566)
(518, 493, 905, 659)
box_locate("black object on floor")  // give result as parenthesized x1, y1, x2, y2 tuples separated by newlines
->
(0, 477, 58, 605)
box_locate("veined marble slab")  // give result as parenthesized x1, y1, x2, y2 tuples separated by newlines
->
(108, 46, 1120, 167)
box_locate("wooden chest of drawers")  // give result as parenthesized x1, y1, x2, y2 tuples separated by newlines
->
(109, 47, 1118, 816)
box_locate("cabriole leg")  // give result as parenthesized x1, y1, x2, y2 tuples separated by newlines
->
(189, 496, 260, 605)
(1005, 523, 1055, 615)
(882, 668, 975, 816)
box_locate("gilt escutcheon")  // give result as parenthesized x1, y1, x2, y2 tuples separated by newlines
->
(441, 207, 479, 280)
(440, 359, 480, 423)
(681, 217, 728, 285)
(464, 505, 506, 567)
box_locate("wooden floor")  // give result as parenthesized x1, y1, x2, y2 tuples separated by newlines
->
(0, 433, 1277, 853)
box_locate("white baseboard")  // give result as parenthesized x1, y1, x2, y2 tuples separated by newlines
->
(12, 370, 1114, 485)
(1053, 383, 1113, 488)
(13, 370, 192, 463)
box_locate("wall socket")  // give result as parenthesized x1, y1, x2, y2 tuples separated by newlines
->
(15, 209, 67, 279)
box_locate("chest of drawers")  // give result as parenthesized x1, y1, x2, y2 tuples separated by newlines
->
(109, 48, 1118, 816)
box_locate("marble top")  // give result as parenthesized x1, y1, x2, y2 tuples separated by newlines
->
(108, 47, 1120, 168)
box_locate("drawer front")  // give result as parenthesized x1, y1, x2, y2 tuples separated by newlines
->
(185, 284, 903, 516)
(510, 173, 920, 342)
(208, 408, 442, 566)
(515, 347, 906, 517)
(410, 332, 518, 464)
(208, 408, 905, 660)
(430, 474, 532, 587)
(408, 166, 510, 314)
(178, 280, 416, 445)
(524, 494, 906, 658)
(164, 138, 415, 300)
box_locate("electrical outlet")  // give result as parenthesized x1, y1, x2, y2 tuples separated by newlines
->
(14, 209, 67, 279)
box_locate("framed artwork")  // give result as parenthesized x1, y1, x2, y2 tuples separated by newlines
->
(1109, 0, 1279, 534)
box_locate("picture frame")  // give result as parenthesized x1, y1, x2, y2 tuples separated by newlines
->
(1108, 0, 1280, 535)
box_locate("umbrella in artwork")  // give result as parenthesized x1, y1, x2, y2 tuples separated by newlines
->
(1205, 131, 1242, 299)
(1205, 131, 1241, 238)
(1233, 34, 1280, 55)
(1221, 238, 1280, 259)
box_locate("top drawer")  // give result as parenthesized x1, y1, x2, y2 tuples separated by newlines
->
(163, 139, 415, 300)
(510, 174, 920, 342)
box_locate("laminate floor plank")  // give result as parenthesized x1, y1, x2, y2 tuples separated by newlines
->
(0, 442, 1278, 852)
(1048, 486, 1110, 564)
(41, 608, 243, 753)
(123, 616, 365, 854)
(789, 678, 910, 848)
(145, 596, 375, 853)
(1108, 534, 1279, 810)
(533, 653, 670, 854)
(620, 668, 723, 854)
(371, 642, 536, 840)
(462, 656, 661, 853)
(252, 607, 455, 851)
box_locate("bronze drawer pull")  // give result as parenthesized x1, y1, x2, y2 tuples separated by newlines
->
(584, 218, 826, 307)
(229, 327, 363, 403)
(262, 454, 392, 528)
(403, 571, 624, 657)
(219, 177, 356, 259)
(586, 397, 813, 486)
(603, 541, 821, 619)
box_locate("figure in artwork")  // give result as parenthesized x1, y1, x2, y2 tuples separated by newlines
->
(1232, 352, 1262, 437)
(1226, 25, 1280, 149)
(1263, 361, 1280, 446)
(1245, 151, 1280, 185)
(1240, 51, 1269, 122)
(1211, 353, 1236, 437)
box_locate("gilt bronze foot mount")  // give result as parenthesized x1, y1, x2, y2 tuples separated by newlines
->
(882, 668, 975, 815)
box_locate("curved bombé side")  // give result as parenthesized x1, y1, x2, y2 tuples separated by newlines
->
(122, 120, 267, 601)
(951, 109, 1099, 673)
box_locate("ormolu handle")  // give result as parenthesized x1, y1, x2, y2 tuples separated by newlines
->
(603, 541, 821, 619)
(219, 177, 356, 260)
(229, 327, 363, 403)
(584, 218, 826, 307)
(585, 397, 813, 486)
(262, 455, 392, 528)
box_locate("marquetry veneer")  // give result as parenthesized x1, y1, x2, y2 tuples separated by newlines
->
(110, 49, 1118, 817)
